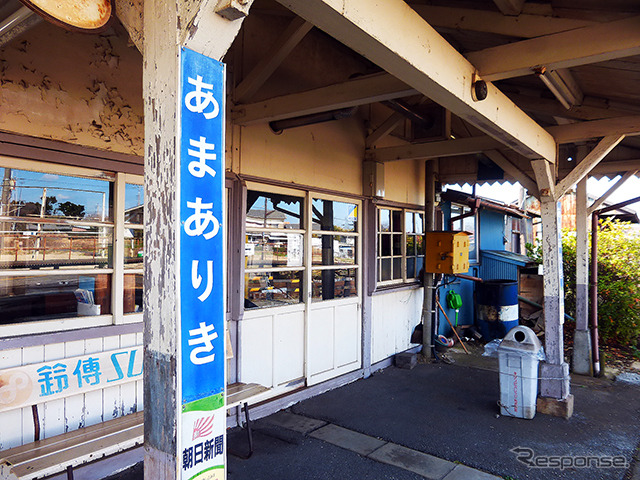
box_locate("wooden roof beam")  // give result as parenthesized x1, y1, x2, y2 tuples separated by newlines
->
(368, 136, 502, 163)
(588, 169, 639, 214)
(276, 0, 556, 162)
(547, 115, 640, 144)
(234, 16, 313, 103)
(412, 5, 595, 38)
(492, 0, 526, 16)
(467, 16, 640, 81)
(232, 72, 418, 125)
(556, 135, 625, 198)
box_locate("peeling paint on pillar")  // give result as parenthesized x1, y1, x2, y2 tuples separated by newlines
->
(539, 197, 571, 399)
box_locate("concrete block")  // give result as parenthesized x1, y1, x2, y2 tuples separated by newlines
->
(260, 411, 327, 434)
(537, 394, 574, 419)
(395, 352, 417, 370)
(309, 424, 387, 456)
(442, 464, 502, 480)
(571, 329, 593, 376)
(368, 443, 455, 480)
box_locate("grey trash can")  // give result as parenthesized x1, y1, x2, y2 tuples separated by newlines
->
(498, 326, 543, 419)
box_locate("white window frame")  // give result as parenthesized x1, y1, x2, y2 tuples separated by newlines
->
(243, 183, 307, 310)
(450, 202, 479, 264)
(0, 157, 143, 337)
(376, 206, 425, 287)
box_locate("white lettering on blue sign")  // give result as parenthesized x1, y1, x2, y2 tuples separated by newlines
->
(188, 136, 217, 179)
(184, 197, 220, 240)
(184, 75, 220, 120)
(187, 321, 218, 365)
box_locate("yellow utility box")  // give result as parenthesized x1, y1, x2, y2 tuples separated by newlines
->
(425, 231, 470, 274)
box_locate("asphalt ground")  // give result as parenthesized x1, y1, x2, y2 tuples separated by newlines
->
(228, 355, 640, 480)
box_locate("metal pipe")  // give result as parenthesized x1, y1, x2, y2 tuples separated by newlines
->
(422, 161, 437, 358)
(590, 211, 600, 376)
(268, 107, 357, 134)
(0, 6, 33, 37)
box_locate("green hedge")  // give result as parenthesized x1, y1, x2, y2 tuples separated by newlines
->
(527, 219, 640, 346)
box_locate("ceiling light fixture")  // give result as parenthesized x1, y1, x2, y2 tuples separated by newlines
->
(535, 67, 583, 110)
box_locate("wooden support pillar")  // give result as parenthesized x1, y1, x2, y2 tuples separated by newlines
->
(532, 159, 572, 412)
(572, 147, 592, 375)
(143, 0, 251, 477)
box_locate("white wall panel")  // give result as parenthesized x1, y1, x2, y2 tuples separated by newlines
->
(0, 331, 144, 451)
(371, 288, 423, 364)
(273, 311, 305, 386)
(238, 313, 274, 388)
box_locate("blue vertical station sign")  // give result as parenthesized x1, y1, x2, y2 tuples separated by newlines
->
(179, 47, 226, 480)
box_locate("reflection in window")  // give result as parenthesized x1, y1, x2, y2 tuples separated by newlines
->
(0, 166, 119, 325)
(1, 168, 113, 222)
(124, 228, 144, 269)
(312, 234, 356, 266)
(0, 273, 111, 324)
(312, 269, 357, 302)
(124, 273, 143, 313)
(245, 232, 303, 269)
(125, 183, 144, 224)
(244, 270, 303, 309)
(377, 208, 425, 285)
(246, 191, 303, 229)
(312, 199, 357, 232)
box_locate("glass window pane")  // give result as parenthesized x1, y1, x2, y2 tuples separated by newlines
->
(125, 183, 144, 224)
(379, 209, 390, 232)
(244, 270, 303, 309)
(312, 199, 357, 232)
(407, 258, 415, 279)
(416, 257, 424, 278)
(312, 234, 356, 266)
(405, 212, 414, 234)
(415, 213, 424, 234)
(0, 226, 113, 269)
(245, 232, 303, 268)
(392, 210, 402, 232)
(417, 235, 425, 256)
(246, 191, 303, 229)
(392, 234, 402, 256)
(312, 268, 357, 301)
(1, 168, 113, 222)
(463, 215, 476, 261)
(406, 235, 415, 256)
(381, 234, 391, 257)
(124, 228, 144, 269)
(124, 273, 143, 313)
(0, 273, 111, 324)
(392, 258, 402, 280)
(381, 258, 391, 281)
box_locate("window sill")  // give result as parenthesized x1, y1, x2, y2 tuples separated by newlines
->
(372, 282, 422, 296)
(0, 321, 143, 349)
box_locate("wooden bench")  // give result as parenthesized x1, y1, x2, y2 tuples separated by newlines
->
(226, 382, 269, 459)
(0, 411, 143, 480)
(0, 381, 267, 478)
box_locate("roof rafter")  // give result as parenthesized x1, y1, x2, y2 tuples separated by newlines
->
(232, 72, 418, 125)
(234, 16, 313, 103)
(547, 115, 640, 143)
(466, 16, 640, 81)
(367, 136, 502, 163)
(275, 0, 556, 162)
